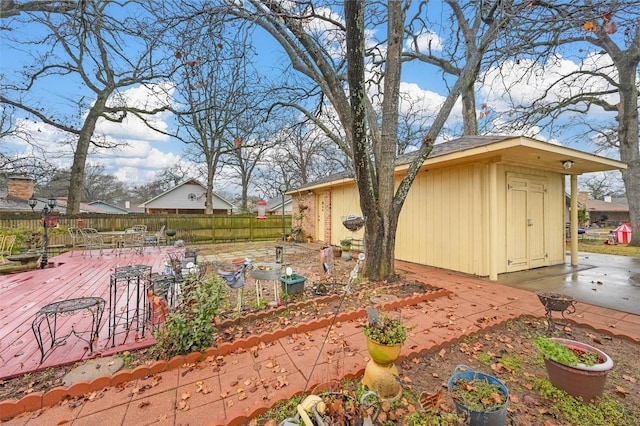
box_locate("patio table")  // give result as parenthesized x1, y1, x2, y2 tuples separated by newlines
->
(32, 296, 105, 363)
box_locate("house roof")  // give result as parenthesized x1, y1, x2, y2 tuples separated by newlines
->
(88, 201, 130, 214)
(585, 199, 629, 213)
(266, 195, 292, 212)
(139, 178, 235, 209)
(52, 198, 105, 214)
(294, 135, 627, 192)
(0, 191, 33, 213)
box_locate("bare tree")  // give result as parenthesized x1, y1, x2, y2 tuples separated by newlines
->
(160, 13, 265, 214)
(0, 0, 79, 18)
(213, 0, 513, 280)
(486, 1, 640, 244)
(129, 164, 190, 204)
(0, 1, 174, 213)
(581, 172, 626, 200)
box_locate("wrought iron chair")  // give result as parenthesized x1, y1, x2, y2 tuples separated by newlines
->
(67, 227, 85, 257)
(121, 228, 145, 255)
(80, 228, 114, 257)
(144, 225, 166, 247)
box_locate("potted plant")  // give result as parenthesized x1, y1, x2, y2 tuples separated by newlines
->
(447, 365, 509, 426)
(534, 336, 614, 401)
(362, 311, 407, 362)
(361, 308, 406, 401)
(340, 239, 352, 260)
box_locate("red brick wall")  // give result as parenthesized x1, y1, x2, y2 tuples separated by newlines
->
(7, 177, 34, 200)
(292, 191, 334, 243)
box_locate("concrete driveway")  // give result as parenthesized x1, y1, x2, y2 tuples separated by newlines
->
(496, 252, 640, 315)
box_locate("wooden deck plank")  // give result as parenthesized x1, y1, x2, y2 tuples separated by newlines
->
(0, 247, 173, 379)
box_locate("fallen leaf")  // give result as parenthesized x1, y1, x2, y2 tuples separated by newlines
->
(615, 385, 628, 396)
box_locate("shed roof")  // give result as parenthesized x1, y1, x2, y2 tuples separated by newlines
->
(295, 135, 627, 192)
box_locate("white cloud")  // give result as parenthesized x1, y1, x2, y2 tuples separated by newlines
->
(96, 82, 175, 141)
(479, 53, 618, 117)
(399, 81, 462, 122)
(4, 82, 181, 186)
(405, 30, 443, 52)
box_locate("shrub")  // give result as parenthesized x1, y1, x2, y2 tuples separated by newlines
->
(152, 273, 224, 359)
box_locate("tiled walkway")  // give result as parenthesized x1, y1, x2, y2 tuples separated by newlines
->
(1, 258, 639, 425)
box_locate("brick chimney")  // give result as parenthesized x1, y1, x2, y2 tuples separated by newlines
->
(7, 175, 34, 200)
(578, 191, 589, 210)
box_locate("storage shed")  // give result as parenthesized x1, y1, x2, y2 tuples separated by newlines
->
(295, 136, 626, 280)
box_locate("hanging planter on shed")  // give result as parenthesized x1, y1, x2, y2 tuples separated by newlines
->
(341, 214, 365, 231)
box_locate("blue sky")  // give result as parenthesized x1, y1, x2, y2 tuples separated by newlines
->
(0, 2, 624, 190)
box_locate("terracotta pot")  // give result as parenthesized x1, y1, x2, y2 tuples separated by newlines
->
(365, 336, 402, 365)
(543, 338, 613, 402)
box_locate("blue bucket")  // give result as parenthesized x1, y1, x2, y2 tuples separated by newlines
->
(447, 365, 509, 426)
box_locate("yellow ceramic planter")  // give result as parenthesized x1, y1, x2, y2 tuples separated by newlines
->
(365, 336, 402, 365)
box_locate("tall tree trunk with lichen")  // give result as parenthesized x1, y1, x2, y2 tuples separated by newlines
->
(617, 56, 640, 245)
(345, 0, 405, 279)
(67, 92, 109, 214)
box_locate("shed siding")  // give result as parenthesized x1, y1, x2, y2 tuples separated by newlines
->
(322, 162, 565, 277)
(396, 164, 484, 275)
(395, 162, 565, 277)
(330, 184, 364, 244)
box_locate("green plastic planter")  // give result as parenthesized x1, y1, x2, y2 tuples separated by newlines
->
(279, 274, 306, 295)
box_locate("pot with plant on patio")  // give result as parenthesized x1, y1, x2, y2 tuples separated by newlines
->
(340, 239, 352, 260)
(361, 307, 406, 401)
(447, 365, 509, 426)
(534, 336, 614, 402)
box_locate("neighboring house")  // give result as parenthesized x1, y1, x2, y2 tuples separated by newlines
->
(292, 135, 626, 280)
(584, 197, 630, 227)
(265, 194, 292, 215)
(139, 179, 235, 214)
(50, 198, 108, 214)
(88, 201, 130, 214)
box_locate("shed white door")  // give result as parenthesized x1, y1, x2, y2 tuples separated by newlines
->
(506, 175, 548, 272)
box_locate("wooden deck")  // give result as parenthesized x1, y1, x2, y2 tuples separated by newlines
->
(0, 247, 178, 380)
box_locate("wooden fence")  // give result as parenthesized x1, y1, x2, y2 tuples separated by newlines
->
(0, 213, 291, 251)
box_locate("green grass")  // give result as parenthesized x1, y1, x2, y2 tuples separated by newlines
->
(578, 241, 640, 257)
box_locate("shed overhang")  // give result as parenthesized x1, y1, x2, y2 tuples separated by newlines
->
(396, 137, 626, 175)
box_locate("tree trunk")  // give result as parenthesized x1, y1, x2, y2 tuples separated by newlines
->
(460, 61, 481, 135)
(616, 58, 640, 246)
(345, 0, 404, 280)
(67, 92, 109, 214)
(205, 163, 214, 215)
